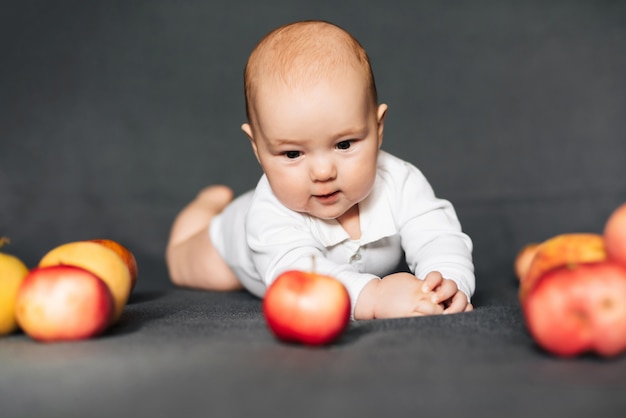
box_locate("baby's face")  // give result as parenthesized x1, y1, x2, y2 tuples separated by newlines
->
(245, 70, 386, 222)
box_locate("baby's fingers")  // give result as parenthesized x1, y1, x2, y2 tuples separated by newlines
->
(431, 278, 458, 304)
(422, 271, 444, 293)
(443, 292, 469, 314)
(411, 300, 445, 316)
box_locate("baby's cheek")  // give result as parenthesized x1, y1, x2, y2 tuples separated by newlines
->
(268, 180, 306, 211)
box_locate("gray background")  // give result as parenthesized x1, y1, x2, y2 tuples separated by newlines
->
(2, 1, 626, 303)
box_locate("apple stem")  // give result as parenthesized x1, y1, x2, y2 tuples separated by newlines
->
(0, 236, 9, 249)
(311, 255, 316, 273)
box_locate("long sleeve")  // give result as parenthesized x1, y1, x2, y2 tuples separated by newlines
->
(383, 154, 475, 299)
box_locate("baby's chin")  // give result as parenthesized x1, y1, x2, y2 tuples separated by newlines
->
(292, 209, 341, 220)
(303, 206, 359, 223)
(279, 193, 364, 220)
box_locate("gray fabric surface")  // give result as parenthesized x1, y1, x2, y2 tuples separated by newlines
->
(3, 278, 626, 418)
(2, 1, 626, 417)
(0, 280, 626, 417)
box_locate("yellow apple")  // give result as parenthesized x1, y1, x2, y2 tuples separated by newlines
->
(39, 241, 131, 322)
(88, 239, 138, 292)
(0, 245, 30, 335)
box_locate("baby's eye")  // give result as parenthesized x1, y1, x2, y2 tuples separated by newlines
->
(336, 140, 352, 150)
(284, 151, 301, 159)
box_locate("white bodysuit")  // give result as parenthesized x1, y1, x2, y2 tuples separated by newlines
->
(210, 151, 475, 313)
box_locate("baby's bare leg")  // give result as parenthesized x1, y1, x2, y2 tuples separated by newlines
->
(166, 185, 242, 291)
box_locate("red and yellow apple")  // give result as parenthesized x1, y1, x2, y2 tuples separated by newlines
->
(519, 233, 607, 302)
(522, 261, 626, 357)
(15, 265, 114, 342)
(88, 239, 138, 291)
(0, 241, 30, 336)
(263, 270, 351, 345)
(514, 243, 539, 282)
(38, 241, 131, 322)
(604, 202, 626, 267)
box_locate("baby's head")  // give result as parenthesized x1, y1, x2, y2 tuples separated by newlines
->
(241, 21, 387, 224)
(243, 20, 378, 126)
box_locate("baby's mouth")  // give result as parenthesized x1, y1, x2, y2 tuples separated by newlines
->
(314, 190, 340, 202)
(317, 191, 337, 198)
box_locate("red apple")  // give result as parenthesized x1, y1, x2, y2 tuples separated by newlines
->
(15, 265, 114, 342)
(522, 261, 626, 357)
(263, 270, 351, 345)
(604, 202, 626, 267)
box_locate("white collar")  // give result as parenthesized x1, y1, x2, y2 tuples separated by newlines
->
(307, 176, 397, 247)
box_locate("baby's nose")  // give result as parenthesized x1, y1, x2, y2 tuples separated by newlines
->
(310, 158, 337, 182)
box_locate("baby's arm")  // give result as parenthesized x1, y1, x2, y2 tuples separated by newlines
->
(390, 155, 476, 304)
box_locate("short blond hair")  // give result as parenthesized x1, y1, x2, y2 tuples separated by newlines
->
(243, 20, 378, 123)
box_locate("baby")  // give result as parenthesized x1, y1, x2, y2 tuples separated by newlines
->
(166, 20, 475, 319)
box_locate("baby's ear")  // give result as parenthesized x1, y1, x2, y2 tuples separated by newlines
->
(241, 123, 260, 163)
(241, 122, 253, 140)
(376, 104, 388, 146)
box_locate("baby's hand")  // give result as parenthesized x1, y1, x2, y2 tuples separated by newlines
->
(422, 271, 473, 314)
(367, 272, 445, 318)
